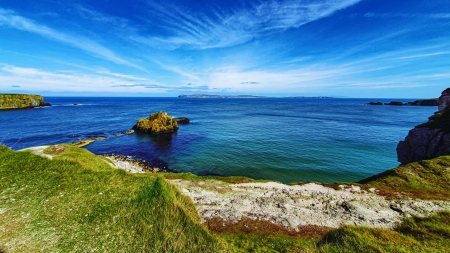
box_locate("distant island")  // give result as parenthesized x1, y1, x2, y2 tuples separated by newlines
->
(178, 94, 264, 98)
(178, 94, 332, 98)
(0, 94, 51, 110)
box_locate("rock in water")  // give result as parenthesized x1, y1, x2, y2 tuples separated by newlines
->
(174, 117, 190, 124)
(397, 88, 450, 164)
(132, 111, 179, 134)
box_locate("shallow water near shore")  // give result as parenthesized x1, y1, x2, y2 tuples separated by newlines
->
(0, 97, 435, 183)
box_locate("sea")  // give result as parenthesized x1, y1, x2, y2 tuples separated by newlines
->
(0, 97, 436, 184)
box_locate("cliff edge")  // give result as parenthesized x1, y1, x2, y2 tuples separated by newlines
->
(397, 88, 450, 164)
(0, 94, 51, 110)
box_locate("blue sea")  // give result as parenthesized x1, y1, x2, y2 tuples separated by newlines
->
(0, 97, 435, 183)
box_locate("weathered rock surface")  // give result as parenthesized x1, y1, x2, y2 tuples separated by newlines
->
(438, 88, 450, 111)
(132, 111, 179, 134)
(0, 94, 51, 110)
(397, 88, 450, 165)
(169, 179, 450, 230)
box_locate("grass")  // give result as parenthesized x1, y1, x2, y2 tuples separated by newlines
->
(1, 145, 450, 252)
(0, 145, 226, 252)
(418, 106, 450, 133)
(359, 156, 450, 200)
(318, 211, 450, 253)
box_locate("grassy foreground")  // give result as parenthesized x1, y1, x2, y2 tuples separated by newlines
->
(1, 145, 450, 252)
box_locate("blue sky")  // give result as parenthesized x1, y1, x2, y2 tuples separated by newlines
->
(0, 0, 449, 98)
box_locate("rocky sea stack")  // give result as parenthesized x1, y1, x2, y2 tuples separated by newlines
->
(0, 94, 51, 110)
(397, 88, 450, 164)
(132, 111, 182, 134)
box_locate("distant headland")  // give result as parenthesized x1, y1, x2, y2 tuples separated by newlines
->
(178, 94, 332, 98)
(366, 98, 438, 106)
(0, 94, 51, 110)
(178, 94, 264, 98)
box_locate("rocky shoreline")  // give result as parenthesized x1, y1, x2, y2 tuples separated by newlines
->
(101, 154, 169, 173)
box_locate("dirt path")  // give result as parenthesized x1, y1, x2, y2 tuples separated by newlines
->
(19, 146, 53, 160)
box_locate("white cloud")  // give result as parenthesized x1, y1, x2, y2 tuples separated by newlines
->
(153, 61, 200, 80)
(140, 0, 362, 49)
(0, 64, 209, 93)
(0, 8, 143, 70)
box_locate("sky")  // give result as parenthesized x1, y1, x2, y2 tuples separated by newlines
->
(0, 0, 449, 98)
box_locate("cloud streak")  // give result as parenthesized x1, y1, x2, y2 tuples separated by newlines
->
(0, 64, 208, 93)
(0, 8, 142, 70)
(141, 0, 362, 49)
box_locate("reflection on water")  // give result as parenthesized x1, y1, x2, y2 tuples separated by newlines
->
(135, 131, 175, 147)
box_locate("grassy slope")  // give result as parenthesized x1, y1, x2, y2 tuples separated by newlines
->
(359, 156, 450, 200)
(1, 145, 450, 252)
(0, 145, 226, 252)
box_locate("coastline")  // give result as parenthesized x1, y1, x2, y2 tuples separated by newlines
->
(20, 144, 450, 232)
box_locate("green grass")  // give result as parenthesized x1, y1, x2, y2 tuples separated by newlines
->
(0, 145, 226, 252)
(418, 106, 450, 133)
(359, 156, 450, 199)
(318, 211, 450, 253)
(1, 145, 450, 252)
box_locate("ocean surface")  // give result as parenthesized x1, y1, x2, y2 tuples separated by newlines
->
(0, 97, 436, 183)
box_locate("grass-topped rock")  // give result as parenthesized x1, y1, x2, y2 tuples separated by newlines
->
(0, 94, 51, 110)
(132, 111, 180, 134)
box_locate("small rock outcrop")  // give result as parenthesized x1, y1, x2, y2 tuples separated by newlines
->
(0, 94, 51, 110)
(174, 117, 190, 124)
(397, 88, 450, 164)
(367, 99, 438, 106)
(132, 111, 179, 134)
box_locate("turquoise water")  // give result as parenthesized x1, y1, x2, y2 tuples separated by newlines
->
(0, 97, 435, 183)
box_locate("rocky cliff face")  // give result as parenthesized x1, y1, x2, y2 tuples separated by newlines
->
(0, 94, 51, 110)
(397, 88, 450, 165)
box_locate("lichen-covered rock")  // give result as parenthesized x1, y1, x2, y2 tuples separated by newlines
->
(397, 88, 450, 164)
(0, 94, 51, 109)
(132, 111, 179, 134)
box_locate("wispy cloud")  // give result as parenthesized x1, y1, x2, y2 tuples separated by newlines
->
(153, 61, 200, 80)
(111, 83, 208, 90)
(240, 82, 260, 84)
(139, 0, 362, 49)
(0, 8, 143, 70)
(0, 64, 208, 93)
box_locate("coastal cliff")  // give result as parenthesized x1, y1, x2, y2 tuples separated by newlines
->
(397, 88, 450, 164)
(0, 94, 51, 110)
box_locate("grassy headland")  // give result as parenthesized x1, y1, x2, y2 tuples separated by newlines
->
(1, 145, 450, 252)
(0, 94, 44, 110)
